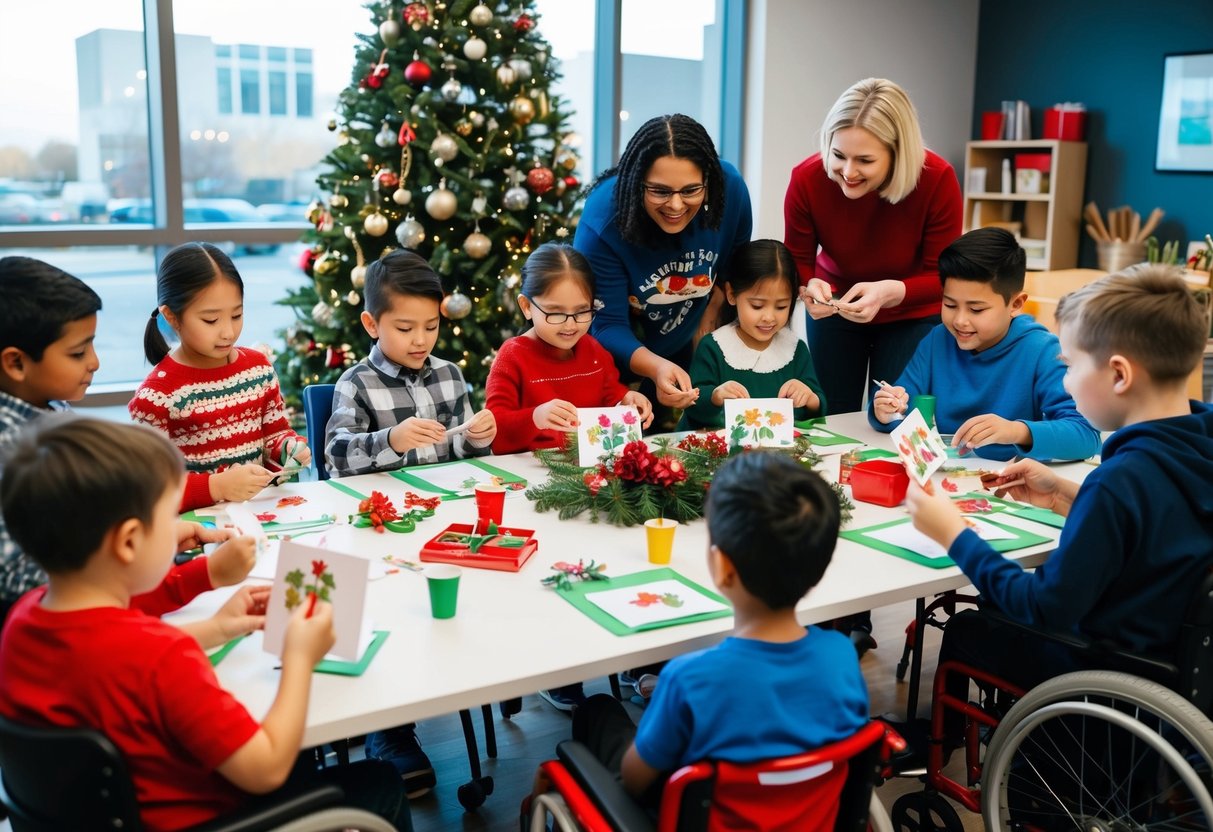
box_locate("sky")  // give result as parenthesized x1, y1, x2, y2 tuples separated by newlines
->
(0, 0, 714, 155)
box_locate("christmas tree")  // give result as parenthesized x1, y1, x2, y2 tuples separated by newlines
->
(276, 0, 583, 412)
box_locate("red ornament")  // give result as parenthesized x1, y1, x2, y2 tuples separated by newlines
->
(299, 247, 319, 275)
(403, 2, 430, 29)
(367, 62, 390, 89)
(513, 13, 534, 32)
(325, 346, 345, 368)
(398, 122, 417, 144)
(375, 169, 400, 190)
(404, 59, 432, 87)
(525, 165, 555, 195)
(563, 174, 579, 189)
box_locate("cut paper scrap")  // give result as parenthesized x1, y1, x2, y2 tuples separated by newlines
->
(723, 397, 795, 448)
(575, 406, 643, 467)
(277, 495, 307, 508)
(391, 458, 527, 498)
(263, 541, 370, 661)
(864, 517, 1017, 560)
(891, 408, 948, 486)
(584, 577, 729, 629)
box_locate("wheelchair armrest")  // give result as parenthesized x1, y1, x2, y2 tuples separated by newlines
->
(556, 740, 656, 832)
(190, 784, 344, 832)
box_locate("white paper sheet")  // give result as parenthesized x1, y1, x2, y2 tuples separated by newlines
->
(263, 542, 370, 660)
(866, 519, 1017, 559)
(584, 578, 729, 628)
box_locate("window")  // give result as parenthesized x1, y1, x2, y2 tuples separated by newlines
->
(533, 0, 595, 185)
(293, 47, 312, 64)
(296, 71, 313, 117)
(238, 43, 259, 60)
(217, 66, 232, 114)
(266, 45, 286, 62)
(215, 43, 231, 58)
(268, 70, 287, 116)
(239, 68, 260, 114)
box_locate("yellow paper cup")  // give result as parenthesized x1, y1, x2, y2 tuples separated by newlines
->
(644, 518, 676, 564)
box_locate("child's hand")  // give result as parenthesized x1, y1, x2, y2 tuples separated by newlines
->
(207, 535, 257, 588)
(389, 417, 446, 453)
(905, 480, 968, 548)
(621, 390, 654, 429)
(954, 414, 1032, 452)
(800, 279, 838, 320)
(711, 380, 749, 407)
(465, 408, 497, 445)
(176, 521, 234, 553)
(836, 280, 907, 323)
(778, 379, 820, 411)
(533, 399, 579, 431)
(283, 601, 336, 668)
(212, 585, 270, 641)
(872, 385, 908, 423)
(285, 438, 312, 468)
(988, 458, 1071, 513)
(211, 464, 275, 503)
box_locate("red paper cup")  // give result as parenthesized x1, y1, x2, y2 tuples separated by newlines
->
(981, 112, 1005, 140)
(474, 483, 505, 530)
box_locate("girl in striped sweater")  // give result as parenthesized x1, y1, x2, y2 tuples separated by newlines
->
(130, 243, 310, 510)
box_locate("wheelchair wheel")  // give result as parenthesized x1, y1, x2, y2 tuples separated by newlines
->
(890, 791, 964, 832)
(983, 670, 1213, 831)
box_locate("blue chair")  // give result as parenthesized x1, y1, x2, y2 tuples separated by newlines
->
(302, 384, 336, 481)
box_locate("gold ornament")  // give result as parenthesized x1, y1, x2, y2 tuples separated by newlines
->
(392, 188, 412, 205)
(455, 119, 473, 137)
(495, 64, 517, 87)
(425, 179, 458, 221)
(351, 265, 367, 288)
(329, 192, 349, 209)
(508, 95, 535, 125)
(469, 3, 493, 26)
(441, 290, 473, 320)
(463, 230, 491, 259)
(326, 118, 338, 131)
(314, 252, 340, 276)
(363, 212, 389, 236)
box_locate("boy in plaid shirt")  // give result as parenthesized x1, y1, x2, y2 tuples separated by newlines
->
(325, 250, 496, 478)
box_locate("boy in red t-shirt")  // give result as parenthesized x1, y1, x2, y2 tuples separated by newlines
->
(0, 417, 411, 832)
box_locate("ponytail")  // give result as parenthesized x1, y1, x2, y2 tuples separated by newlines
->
(143, 307, 169, 365)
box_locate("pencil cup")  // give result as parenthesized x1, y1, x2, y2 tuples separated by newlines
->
(424, 564, 461, 619)
(645, 518, 676, 565)
(908, 394, 936, 429)
(473, 483, 506, 534)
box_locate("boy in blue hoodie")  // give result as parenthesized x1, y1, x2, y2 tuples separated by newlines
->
(869, 227, 1100, 461)
(907, 265, 1213, 721)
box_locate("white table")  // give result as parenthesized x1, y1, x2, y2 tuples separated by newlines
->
(172, 412, 1087, 747)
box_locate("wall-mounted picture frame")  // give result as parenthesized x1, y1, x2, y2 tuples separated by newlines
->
(1156, 51, 1213, 173)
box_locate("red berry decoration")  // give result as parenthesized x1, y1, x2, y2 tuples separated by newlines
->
(513, 13, 534, 32)
(366, 62, 390, 89)
(563, 174, 579, 189)
(325, 346, 345, 368)
(375, 169, 399, 190)
(404, 59, 432, 87)
(403, 2, 430, 30)
(525, 165, 555, 195)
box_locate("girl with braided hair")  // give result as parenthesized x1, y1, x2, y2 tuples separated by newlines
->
(575, 114, 752, 419)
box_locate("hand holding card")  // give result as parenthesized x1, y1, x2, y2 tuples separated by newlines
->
(891, 408, 948, 486)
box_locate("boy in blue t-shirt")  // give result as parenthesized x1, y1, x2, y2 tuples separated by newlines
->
(567, 452, 869, 802)
(870, 227, 1100, 461)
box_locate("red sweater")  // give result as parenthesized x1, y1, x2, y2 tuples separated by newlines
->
(783, 149, 962, 324)
(486, 334, 630, 454)
(129, 347, 301, 511)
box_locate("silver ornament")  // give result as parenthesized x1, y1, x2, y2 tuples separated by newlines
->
(346, 290, 361, 305)
(507, 56, 532, 81)
(463, 36, 487, 61)
(422, 36, 438, 47)
(503, 186, 530, 211)
(469, 110, 485, 128)
(311, 301, 335, 327)
(440, 76, 463, 102)
(469, 3, 493, 26)
(392, 188, 412, 206)
(351, 265, 367, 288)
(379, 19, 401, 47)
(374, 123, 396, 148)
(471, 194, 488, 214)
(441, 290, 473, 320)
(495, 64, 516, 87)
(430, 132, 459, 162)
(425, 185, 458, 221)
(396, 215, 427, 249)
(463, 231, 491, 259)
(363, 212, 389, 236)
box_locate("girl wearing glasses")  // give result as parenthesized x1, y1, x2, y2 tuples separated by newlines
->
(785, 78, 963, 415)
(575, 114, 753, 418)
(485, 243, 653, 455)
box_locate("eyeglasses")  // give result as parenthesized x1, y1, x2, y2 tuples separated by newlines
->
(528, 300, 596, 324)
(642, 183, 706, 203)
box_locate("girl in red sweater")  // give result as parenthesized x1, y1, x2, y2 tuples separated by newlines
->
(130, 243, 310, 510)
(486, 243, 653, 455)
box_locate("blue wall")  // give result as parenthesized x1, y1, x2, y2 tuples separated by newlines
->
(974, 0, 1213, 268)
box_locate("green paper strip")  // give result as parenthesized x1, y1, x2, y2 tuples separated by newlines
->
(840, 516, 1054, 569)
(857, 448, 899, 461)
(802, 427, 861, 446)
(389, 458, 527, 500)
(325, 479, 369, 500)
(556, 568, 732, 636)
(263, 515, 335, 533)
(314, 631, 390, 676)
(208, 634, 248, 667)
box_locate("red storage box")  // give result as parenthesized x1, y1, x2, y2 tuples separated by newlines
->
(1042, 108, 1087, 141)
(419, 523, 538, 571)
(850, 460, 910, 507)
(1015, 153, 1051, 171)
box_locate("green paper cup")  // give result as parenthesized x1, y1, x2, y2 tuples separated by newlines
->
(908, 394, 937, 429)
(645, 518, 676, 565)
(424, 564, 461, 619)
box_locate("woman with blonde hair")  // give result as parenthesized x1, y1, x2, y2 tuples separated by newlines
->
(785, 78, 962, 415)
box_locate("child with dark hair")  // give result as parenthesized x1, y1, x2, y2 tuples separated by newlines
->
(0, 417, 411, 832)
(485, 242, 653, 454)
(129, 242, 310, 510)
(562, 452, 868, 804)
(683, 239, 826, 428)
(870, 227, 1099, 461)
(324, 249, 496, 478)
(575, 113, 753, 414)
(0, 256, 254, 623)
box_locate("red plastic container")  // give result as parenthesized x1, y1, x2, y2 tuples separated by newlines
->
(849, 460, 910, 507)
(1042, 108, 1087, 141)
(419, 523, 538, 571)
(981, 111, 1005, 140)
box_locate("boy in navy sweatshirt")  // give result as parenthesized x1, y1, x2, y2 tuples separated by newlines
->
(869, 227, 1100, 461)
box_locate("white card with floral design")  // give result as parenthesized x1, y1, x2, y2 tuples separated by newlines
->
(263, 542, 369, 660)
(723, 398, 795, 448)
(584, 578, 730, 628)
(575, 406, 643, 467)
(891, 408, 948, 486)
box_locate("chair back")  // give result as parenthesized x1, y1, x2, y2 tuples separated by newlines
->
(302, 383, 336, 480)
(659, 720, 889, 832)
(0, 714, 143, 831)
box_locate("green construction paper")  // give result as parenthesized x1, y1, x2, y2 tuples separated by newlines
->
(208, 634, 248, 667)
(314, 630, 389, 676)
(857, 448, 899, 461)
(953, 492, 1065, 529)
(389, 458, 526, 499)
(556, 568, 732, 636)
(794, 418, 826, 430)
(325, 479, 369, 500)
(800, 426, 861, 446)
(840, 517, 1054, 569)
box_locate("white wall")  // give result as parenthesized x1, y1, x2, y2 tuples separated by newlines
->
(742, 0, 980, 239)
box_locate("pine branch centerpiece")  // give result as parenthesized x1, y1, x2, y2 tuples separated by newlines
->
(526, 434, 853, 527)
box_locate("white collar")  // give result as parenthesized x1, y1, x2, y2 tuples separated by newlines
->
(713, 323, 798, 373)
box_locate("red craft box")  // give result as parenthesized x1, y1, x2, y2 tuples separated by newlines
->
(419, 523, 538, 572)
(1014, 153, 1052, 172)
(1042, 108, 1087, 141)
(849, 460, 910, 507)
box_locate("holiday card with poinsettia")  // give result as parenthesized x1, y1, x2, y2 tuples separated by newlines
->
(264, 542, 372, 662)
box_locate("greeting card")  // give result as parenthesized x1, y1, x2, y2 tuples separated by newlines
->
(891, 408, 948, 486)
(263, 542, 370, 661)
(575, 406, 643, 467)
(723, 398, 795, 448)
